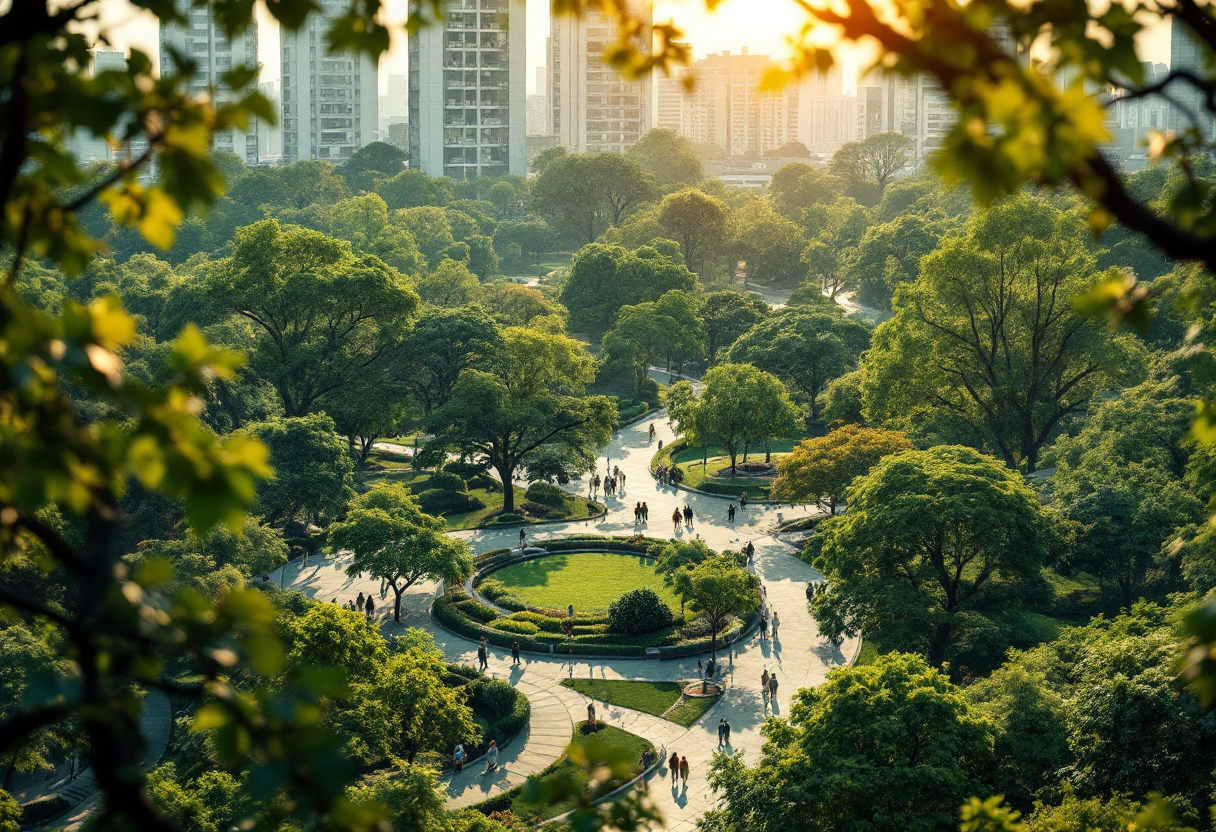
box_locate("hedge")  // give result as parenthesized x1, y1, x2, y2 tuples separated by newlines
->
(524, 481, 565, 508)
(20, 795, 70, 825)
(494, 618, 540, 636)
(452, 599, 500, 624)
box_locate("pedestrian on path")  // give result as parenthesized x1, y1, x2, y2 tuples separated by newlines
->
(642, 502, 649, 521)
(477, 638, 488, 672)
(453, 743, 465, 773)
(619, 470, 626, 486)
(760, 614, 768, 641)
(717, 718, 727, 748)
(772, 610, 780, 638)
(728, 503, 736, 523)
(511, 642, 520, 665)
(672, 508, 682, 533)
(649, 423, 656, 440)
(364, 595, 374, 619)
(761, 668, 770, 701)
(669, 751, 680, 785)
(356, 592, 365, 612)
(722, 719, 731, 746)
(679, 756, 690, 786)
(484, 740, 498, 774)
(683, 504, 693, 528)
(768, 673, 779, 700)
(635, 502, 642, 523)
(740, 492, 748, 508)
(587, 701, 597, 731)
(519, 528, 526, 547)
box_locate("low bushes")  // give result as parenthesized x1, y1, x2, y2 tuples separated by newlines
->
(494, 618, 540, 636)
(452, 598, 499, 624)
(20, 795, 69, 825)
(416, 488, 485, 514)
(609, 588, 674, 635)
(428, 471, 467, 493)
(524, 481, 566, 508)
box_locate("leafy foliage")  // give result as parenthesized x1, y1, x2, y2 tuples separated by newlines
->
(608, 588, 674, 635)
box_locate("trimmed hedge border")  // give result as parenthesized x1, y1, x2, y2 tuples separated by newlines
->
(433, 536, 761, 660)
(651, 439, 790, 505)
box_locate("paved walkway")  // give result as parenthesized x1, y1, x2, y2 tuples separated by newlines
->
(273, 411, 859, 829)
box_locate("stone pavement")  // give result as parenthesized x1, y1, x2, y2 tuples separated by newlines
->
(274, 411, 859, 829)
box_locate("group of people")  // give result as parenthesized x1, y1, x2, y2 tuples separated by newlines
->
(760, 667, 779, 704)
(806, 581, 828, 599)
(668, 751, 690, 788)
(590, 470, 625, 498)
(759, 607, 780, 641)
(452, 739, 500, 776)
(672, 504, 694, 532)
(654, 464, 682, 486)
(633, 501, 650, 523)
(336, 592, 376, 619)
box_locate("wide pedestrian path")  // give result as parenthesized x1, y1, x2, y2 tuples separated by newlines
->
(274, 411, 859, 830)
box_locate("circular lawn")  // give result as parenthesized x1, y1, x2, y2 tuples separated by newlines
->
(491, 552, 680, 612)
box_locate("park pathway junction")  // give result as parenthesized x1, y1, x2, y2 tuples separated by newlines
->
(274, 411, 861, 832)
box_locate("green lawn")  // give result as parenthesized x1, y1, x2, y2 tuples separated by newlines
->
(674, 454, 787, 500)
(492, 552, 678, 612)
(561, 679, 721, 728)
(471, 722, 654, 824)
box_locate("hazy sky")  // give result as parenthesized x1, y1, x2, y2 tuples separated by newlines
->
(96, 0, 1167, 95)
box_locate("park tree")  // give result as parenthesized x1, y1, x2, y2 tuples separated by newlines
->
(767, 163, 845, 220)
(600, 290, 705, 397)
(843, 212, 952, 308)
(415, 259, 482, 309)
(658, 188, 729, 275)
(770, 425, 913, 513)
(728, 200, 809, 286)
(341, 141, 407, 180)
(701, 291, 770, 363)
(627, 129, 704, 187)
(480, 282, 569, 330)
(809, 445, 1055, 669)
(696, 364, 801, 472)
(493, 219, 556, 269)
(560, 243, 698, 332)
(530, 153, 658, 246)
(530, 145, 568, 176)
(205, 219, 419, 417)
(423, 327, 616, 513)
(395, 306, 503, 414)
(801, 199, 871, 298)
(131, 518, 290, 596)
(726, 307, 871, 420)
(830, 132, 915, 192)
(326, 373, 416, 466)
(393, 206, 456, 265)
(328, 484, 474, 623)
(672, 556, 759, 660)
(861, 198, 1145, 473)
(376, 169, 454, 210)
(243, 414, 355, 526)
(704, 653, 994, 832)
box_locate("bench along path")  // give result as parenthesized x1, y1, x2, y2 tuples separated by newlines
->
(275, 411, 859, 830)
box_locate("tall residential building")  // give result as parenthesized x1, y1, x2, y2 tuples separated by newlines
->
(793, 64, 858, 152)
(259, 81, 283, 160)
(549, 1, 652, 153)
(528, 64, 549, 135)
(679, 50, 790, 158)
(409, 0, 526, 179)
(281, 1, 378, 162)
(1168, 19, 1216, 141)
(655, 62, 689, 134)
(160, 3, 259, 163)
(380, 73, 408, 137)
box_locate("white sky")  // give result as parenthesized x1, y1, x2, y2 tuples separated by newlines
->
(94, 0, 1169, 95)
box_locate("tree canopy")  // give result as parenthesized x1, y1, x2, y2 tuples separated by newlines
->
(770, 425, 913, 512)
(694, 363, 801, 473)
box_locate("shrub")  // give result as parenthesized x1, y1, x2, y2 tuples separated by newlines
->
(471, 678, 519, 720)
(497, 512, 523, 524)
(428, 471, 466, 493)
(508, 611, 565, 632)
(496, 596, 529, 612)
(608, 588, 673, 635)
(416, 488, 485, 514)
(571, 623, 610, 636)
(477, 578, 510, 600)
(453, 599, 500, 623)
(494, 618, 540, 636)
(444, 460, 488, 480)
(476, 548, 512, 563)
(20, 795, 69, 825)
(524, 481, 565, 508)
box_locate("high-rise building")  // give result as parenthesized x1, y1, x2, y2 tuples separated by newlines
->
(1168, 19, 1216, 141)
(678, 50, 790, 158)
(67, 50, 126, 164)
(380, 73, 409, 137)
(259, 81, 283, 160)
(549, 1, 652, 153)
(281, 1, 378, 162)
(792, 64, 857, 152)
(409, 0, 526, 179)
(528, 64, 549, 135)
(655, 68, 687, 134)
(160, 2, 259, 163)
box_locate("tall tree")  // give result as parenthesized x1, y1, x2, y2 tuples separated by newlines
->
(657, 188, 729, 276)
(600, 290, 706, 397)
(695, 363, 801, 473)
(395, 306, 503, 414)
(809, 445, 1055, 668)
(627, 129, 704, 187)
(672, 556, 759, 660)
(530, 154, 658, 246)
(206, 219, 419, 417)
(861, 197, 1145, 472)
(422, 327, 616, 513)
(243, 414, 355, 526)
(559, 243, 698, 332)
(726, 307, 871, 420)
(770, 425, 912, 513)
(829, 132, 915, 191)
(704, 654, 994, 832)
(376, 169, 454, 209)
(328, 484, 474, 622)
(728, 200, 809, 286)
(701, 291, 770, 363)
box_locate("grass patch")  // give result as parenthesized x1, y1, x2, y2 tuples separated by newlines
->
(493, 552, 678, 612)
(853, 640, 880, 667)
(561, 679, 681, 718)
(471, 722, 653, 824)
(674, 454, 787, 500)
(664, 693, 720, 727)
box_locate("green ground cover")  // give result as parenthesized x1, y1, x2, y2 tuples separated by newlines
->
(471, 723, 654, 825)
(653, 438, 818, 500)
(492, 552, 679, 612)
(355, 462, 600, 531)
(561, 679, 719, 728)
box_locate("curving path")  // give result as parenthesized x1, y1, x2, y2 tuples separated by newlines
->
(272, 412, 859, 830)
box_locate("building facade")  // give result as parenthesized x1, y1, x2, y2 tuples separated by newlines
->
(409, 0, 527, 179)
(548, 1, 652, 153)
(160, 2, 259, 163)
(281, 1, 378, 162)
(1167, 20, 1216, 141)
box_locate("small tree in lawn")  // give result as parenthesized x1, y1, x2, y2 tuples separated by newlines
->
(328, 483, 474, 623)
(697, 364, 800, 473)
(675, 556, 759, 679)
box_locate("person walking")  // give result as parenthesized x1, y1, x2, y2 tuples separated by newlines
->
(759, 614, 768, 641)
(453, 743, 466, 773)
(672, 508, 682, 533)
(364, 595, 374, 619)
(484, 740, 498, 774)
(568, 603, 575, 618)
(761, 668, 770, 701)
(806, 582, 814, 601)
(356, 592, 365, 612)
(771, 610, 781, 638)
(519, 528, 526, 547)
(722, 719, 731, 746)
(740, 492, 748, 508)
(649, 423, 656, 440)
(669, 751, 680, 785)
(619, 470, 626, 486)
(679, 755, 689, 786)
(511, 642, 520, 665)
(683, 504, 693, 527)
(587, 701, 597, 731)
(768, 672, 779, 701)
(717, 718, 727, 748)
(635, 502, 641, 523)
(727, 503, 736, 523)
(477, 638, 488, 672)
(641, 502, 649, 521)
